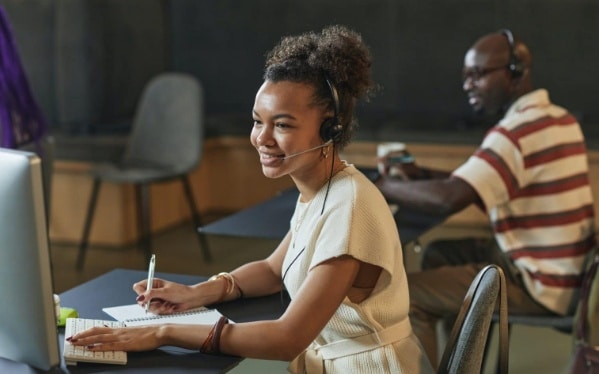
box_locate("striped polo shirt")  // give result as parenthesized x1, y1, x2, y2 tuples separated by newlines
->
(453, 89, 596, 315)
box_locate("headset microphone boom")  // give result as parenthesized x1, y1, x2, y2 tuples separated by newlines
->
(280, 139, 333, 160)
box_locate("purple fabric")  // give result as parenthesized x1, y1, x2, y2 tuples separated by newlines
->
(0, 5, 47, 148)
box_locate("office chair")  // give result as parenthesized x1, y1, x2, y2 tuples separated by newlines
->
(76, 72, 211, 270)
(438, 264, 509, 374)
(485, 249, 599, 371)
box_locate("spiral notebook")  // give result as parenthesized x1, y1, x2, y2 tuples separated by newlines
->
(102, 304, 226, 327)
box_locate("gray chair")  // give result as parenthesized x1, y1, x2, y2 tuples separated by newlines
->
(76, 72, 211, 270)
(485, 251, 594, 371)
(438, 264, 509, 374)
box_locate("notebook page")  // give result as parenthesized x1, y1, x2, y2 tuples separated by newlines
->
(103, 304, 150, 321)
(123, 308, 224, 327)
(102, 304, 222, 326)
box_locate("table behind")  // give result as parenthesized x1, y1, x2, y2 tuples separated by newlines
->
(200, 186, 445, 246)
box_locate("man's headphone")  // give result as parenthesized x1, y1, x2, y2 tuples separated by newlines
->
(499, 29, 525, 78)
(320, 78, 343, 143)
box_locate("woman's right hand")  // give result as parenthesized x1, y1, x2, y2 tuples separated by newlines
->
(133, 278, 203, 314)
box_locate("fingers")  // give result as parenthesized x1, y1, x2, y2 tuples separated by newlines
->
(67, 327, 137, 352)
(133, 277, 165, 293)
(67, 326, 116, 346)
(146, 298, 180, 315)
(134, 278, 166, 308)
(69, 337, 121, 352)
(135, 295, 177, 314)
(71, 327, 162, 353)
(133, 279, 148, 295)
(144, 298, 165, 313)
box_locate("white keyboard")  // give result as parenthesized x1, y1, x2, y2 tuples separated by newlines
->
(64, 318, 127, 365)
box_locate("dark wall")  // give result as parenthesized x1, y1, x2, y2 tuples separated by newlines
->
(1, 0, 167, 134)
(169, 0, 599, 138)
(3, 0, 599, 142)
(1, 0, 56, 124)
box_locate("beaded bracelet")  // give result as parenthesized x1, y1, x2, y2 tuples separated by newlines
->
(199, 316, 229, 354)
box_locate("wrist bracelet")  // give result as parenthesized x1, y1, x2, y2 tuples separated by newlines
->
(211, 316, 229, 354)
(208, 272, 244, 302)
(200, 322, 217, 353)
(230, 274, 244, 299)
(199, 316, 229, 354)
(208, 272, 235, 302)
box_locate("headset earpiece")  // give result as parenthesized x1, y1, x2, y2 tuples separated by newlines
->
(319, 117, 342, 143)
(499, 29, 525, 78)
(320, 78, 343, 143)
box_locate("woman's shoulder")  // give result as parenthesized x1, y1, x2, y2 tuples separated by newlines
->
(335, 164, 376, 186)
(330, 165, 390, 210)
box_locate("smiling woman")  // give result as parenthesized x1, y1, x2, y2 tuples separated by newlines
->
(68, 25, 434, 374)
(251, 81, 336, 181)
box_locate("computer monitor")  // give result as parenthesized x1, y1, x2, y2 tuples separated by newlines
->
(0, 148, 60, 370)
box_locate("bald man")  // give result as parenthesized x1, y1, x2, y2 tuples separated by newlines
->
(376, 30, 596, 366)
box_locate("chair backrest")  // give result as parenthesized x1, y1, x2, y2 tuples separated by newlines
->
(438, 264, 508, 374)
(123, 72, 204, 174)
(574, 246, 599, 346)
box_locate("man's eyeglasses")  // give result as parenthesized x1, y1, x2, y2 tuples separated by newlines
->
(462, 65, 508, 82)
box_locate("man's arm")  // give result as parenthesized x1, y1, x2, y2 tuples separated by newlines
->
(376, 174, 482, 217)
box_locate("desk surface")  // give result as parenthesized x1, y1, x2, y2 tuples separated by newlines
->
(0, 269, 285, 374)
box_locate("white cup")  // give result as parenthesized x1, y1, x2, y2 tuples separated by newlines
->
(377, 142, 413, 178)
(53, 294, 60, 323)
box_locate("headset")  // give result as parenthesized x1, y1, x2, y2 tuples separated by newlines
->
(499, 29, 525, 78)
(320, 78, 343, 143)
(280, 77, 341, 308)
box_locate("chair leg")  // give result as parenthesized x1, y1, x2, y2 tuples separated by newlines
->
(135, 184, 153, 264)
(496, 323, 512, 374)
(481, 321, 495, 372)
(181, 176, 212, 262)
(77, 179, 101, 270)
(480, 321, 513, 373)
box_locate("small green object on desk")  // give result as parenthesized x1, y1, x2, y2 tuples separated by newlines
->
(58, 307, 78, 327)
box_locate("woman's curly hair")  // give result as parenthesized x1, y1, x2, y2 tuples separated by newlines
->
(264, 25, 375, 148)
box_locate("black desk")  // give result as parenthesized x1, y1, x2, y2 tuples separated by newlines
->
(200, 182, 445, 245)
(0, 269, 284, 374)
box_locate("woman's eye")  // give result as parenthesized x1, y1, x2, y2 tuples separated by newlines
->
(275, 122, 290, 129)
